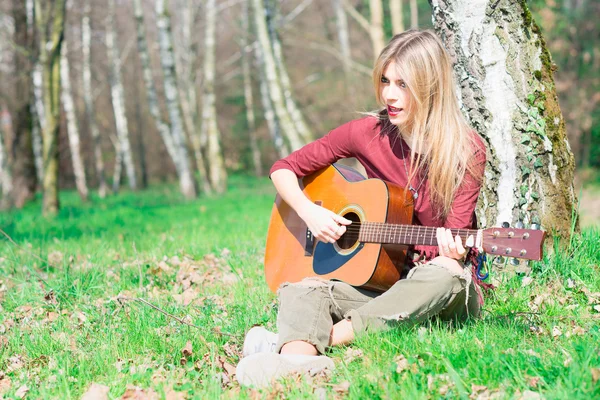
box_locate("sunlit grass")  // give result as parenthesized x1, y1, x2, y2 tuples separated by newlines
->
(0, 175, 598, 399)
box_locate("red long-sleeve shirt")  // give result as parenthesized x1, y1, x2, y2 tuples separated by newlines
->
(270, 116, 487, 261)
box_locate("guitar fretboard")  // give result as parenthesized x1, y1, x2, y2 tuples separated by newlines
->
(357, 222, 479, 246)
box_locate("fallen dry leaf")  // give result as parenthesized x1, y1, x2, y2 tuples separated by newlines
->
(0, 374, 11, 394)
(81, 383, 110, 400)
(47, 251, 63, 267)
(181, 341, 193, 358)
(395, 354, 410, 373)
(15, 385, 29, 399)
(519, 390, 542, 399)
(527, 376, 541, 387)
(591, 368, 600, 383)
(120, 387, 159, 400)
(333, 381, 350, 394)
(522, 277, 533, 287)
(165, 389, 187, 400)
(343, 347, 363, 364)
(552, 326, 562, 338)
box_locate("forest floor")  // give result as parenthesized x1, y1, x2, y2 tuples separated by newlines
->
(0, 175, 598, 399)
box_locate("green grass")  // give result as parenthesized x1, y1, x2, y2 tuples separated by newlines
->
(1, 175, 599, 399)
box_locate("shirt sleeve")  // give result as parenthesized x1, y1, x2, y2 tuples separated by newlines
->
(443, 135, 487, 229)
(269, 119, 360, 178)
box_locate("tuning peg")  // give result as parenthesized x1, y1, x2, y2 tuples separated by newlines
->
(530, 223, 540, 230)
(515, 221, 524, 229)
(510, 258, 520, 266)
(502, 221, 510, 228)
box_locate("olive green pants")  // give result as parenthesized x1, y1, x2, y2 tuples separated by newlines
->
(276, 262, 480, 354)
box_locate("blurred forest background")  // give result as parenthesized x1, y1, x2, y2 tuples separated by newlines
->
(0, 0, 597, 215)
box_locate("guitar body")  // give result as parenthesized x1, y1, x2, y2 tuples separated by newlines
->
(264, 164, 414, 293)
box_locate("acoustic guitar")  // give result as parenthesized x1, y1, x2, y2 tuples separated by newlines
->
(264, 164, 546, 293)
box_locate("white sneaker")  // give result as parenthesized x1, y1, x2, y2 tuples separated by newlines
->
(236, 353, 335, 388)
(242, 326, 279, 357)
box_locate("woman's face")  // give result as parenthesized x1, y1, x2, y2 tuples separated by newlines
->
(380, 61, 413, 129)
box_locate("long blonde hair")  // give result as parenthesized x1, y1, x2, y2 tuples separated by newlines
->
(372, 30, 481, 220)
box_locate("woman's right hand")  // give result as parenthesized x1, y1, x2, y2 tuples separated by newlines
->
(297, 202, 352, 243)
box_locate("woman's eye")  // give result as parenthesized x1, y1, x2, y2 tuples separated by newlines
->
(399, 81, 407, 88)
(381, 76, 389, 83)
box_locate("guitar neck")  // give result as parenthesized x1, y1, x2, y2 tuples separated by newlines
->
(358, 222, 479, 247)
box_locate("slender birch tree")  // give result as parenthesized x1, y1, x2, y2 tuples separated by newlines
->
(255, 42, 288, 158)
(107, 0, 137, 192)
(200, 0, 227, 193)
(134, 0, 203, 197)
(409, 0, 418, 28)
(390, 0, 405, 34)
(253, 0, 304, 151)
(10, 0, 37, 208)
(342, 0, 385, 60)
(241, 0, 262, 176)
(26, 0, 43, 185)
(35, 0, 66, 215)
(0, 117, 12, 204)
(332, 0, 353, 80)
(266, 0, 313, 145)
(156, 0, 198, 198)
(429, 0, 577, 237)
(60, 40, 88, 201)
(82, 0, 107, 197)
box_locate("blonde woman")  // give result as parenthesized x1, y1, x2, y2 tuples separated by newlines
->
(237, 29, 487, 387)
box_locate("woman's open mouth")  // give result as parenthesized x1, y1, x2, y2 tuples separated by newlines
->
(387, 105, 403, 117)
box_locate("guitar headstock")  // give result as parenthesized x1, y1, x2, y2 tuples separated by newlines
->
(481, 226, 546, 261)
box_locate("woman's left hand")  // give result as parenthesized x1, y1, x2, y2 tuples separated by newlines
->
(436, 228, 467, 260)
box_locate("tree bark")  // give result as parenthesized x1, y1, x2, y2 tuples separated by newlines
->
(409, 0, 418, 28)
(35, 0, 66, 216)
(332, 0, 353, 80)
(61, 40, 89, 201)
(429, 0, 578, 238)
(0, 114, 12, 203)
(342, 0, 385, 61)
(266, 0, 313, 144)
(27, 0, 43, 186)
(241, 0, 262, 176)
(156, 0, 198, 198)
(200, 0, 228, 193)
(390, 0, 405, 34)
(253, 0, 304, 151)
(82, 0, 108, 198)
(10, 0, 37, 208)
(255, 42, 288, 158)
(107, 0, 137, 192)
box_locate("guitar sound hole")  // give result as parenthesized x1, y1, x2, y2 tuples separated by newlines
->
(338, 212, 361, 250)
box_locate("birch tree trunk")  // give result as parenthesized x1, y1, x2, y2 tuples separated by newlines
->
(0, 118, 12, 203)
(11, 0, 37, 208)
(27, 0, 43, 185)
(107, 0, 137, 192)
(332, 0, 353, 79)
(390, 0, 404, 34)
(61, 41, 89, 201)
(409, 0, 418, 28)
(266, 0, 313, 144)
(241, 0, 262, 176)
(429, 0, 577, 238)
(82, 0, 107, 198)
(342, 0, 385, 60)
(256, 42, 288, 158)
(35, 0, 66, 216)
(156, 0, 198, 198)
(200, 0, 227, 193)
(134, 0, 205, 196)
(179, 0, 211, 193)
(253, 0, 304, 151)
(369, 0, 386, 57)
